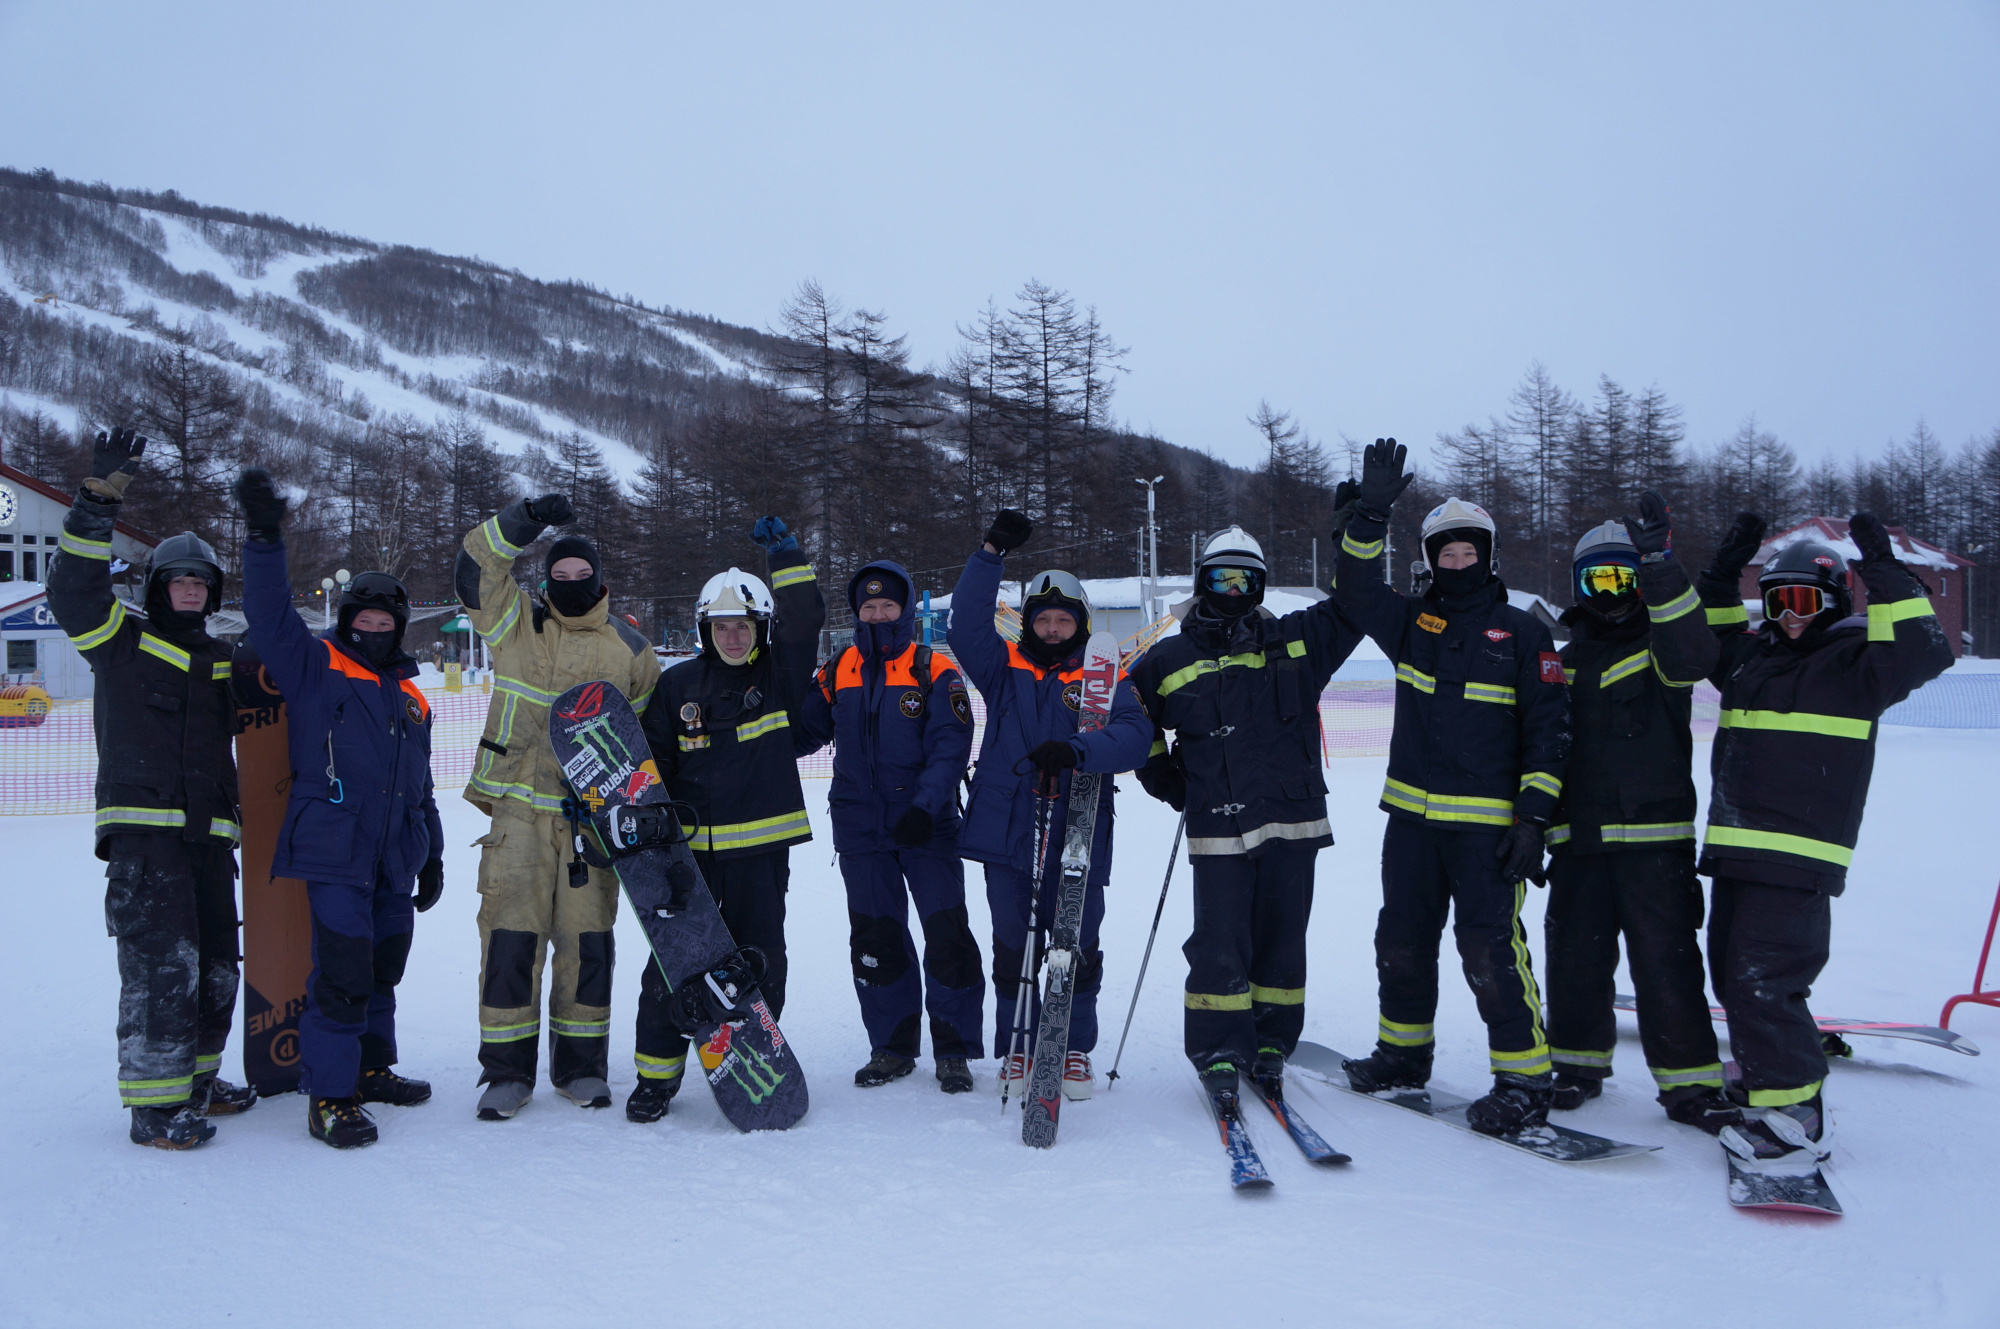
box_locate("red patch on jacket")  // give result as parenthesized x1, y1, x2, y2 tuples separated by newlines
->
(1539, 652, 1565, 684)
(1485, 629, 1512, 642)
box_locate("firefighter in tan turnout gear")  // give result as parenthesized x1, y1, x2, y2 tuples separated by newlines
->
(457, 493, 661, 1120)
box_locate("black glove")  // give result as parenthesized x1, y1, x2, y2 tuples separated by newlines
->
(1355, 438, 1412, 521)
(1496, 822, 1546, 886)
(1709, 511, 1767, 581)
(525, 493, 574, 528)
(1327, 478, 1362, 541)
(1623, 490, 1673, 563)
(234, 467, 289, 542)
(1848, 511, 1895, 565)
(890, 806, 934, 848)
(1141, 746, 1187, 812)
(84, 427, 147, 500)
(1026, 740, 1080, 777)
(415, 859, 444, 912)
(984, 509, 1033, 554)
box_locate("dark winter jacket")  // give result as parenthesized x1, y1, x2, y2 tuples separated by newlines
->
(946, 549, 1152, 883)
(46, 490, 240, 858)
(1336, 512, 1571, 830)
(795, 560, 973, 854)
(1127, 593, 1363, 857)
(642, 544, 824, 858)
(1550, 556, 1716, 853)
(1695, 555, 1951, 894)
(241, 539, 443, 888)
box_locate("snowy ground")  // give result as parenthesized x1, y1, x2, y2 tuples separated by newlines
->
(6, 730, 2000, 1327)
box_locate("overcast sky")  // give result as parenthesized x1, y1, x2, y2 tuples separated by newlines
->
(3, 2, 1996, 475)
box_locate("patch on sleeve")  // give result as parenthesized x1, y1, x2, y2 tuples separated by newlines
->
(1539, 652, 1566, 684)
(1417, 613, 1447, 634)
(948, 681, 972, 725)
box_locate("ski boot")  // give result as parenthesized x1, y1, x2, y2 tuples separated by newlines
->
(193, 1074, 258, 1116)
(1550, 1073, 1603, 1111)
(358, 1067, 433, 1107)
(308, 1096, 378, 1149)
(129, 1103, 216, 1150)
(1248, 1046, 1287, 1102)
(1062, 1052, 1093, 1101)
(936, 1056, 974, 1094)
(1341, 1041, 1432, 1093)
(476, 1079, 533, 1121)
(1660, 1085, 1743, 1135)
(556, 1076, 613, 1109)
(1719, 1092, 1830, 1173)
(854, 1050, 916, 1087)
(626, 1074, 681, 1123)
(1466, 1072, 1554, 1136)
(997, 1053, 1031, 1101)
(1200, 1061, 1244, 1120)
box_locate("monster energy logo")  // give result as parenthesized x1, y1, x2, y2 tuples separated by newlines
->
(575, 717, 637, 787)
(718, 1041, 786, 1104)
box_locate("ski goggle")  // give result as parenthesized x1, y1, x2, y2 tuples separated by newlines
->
(1764, 584, 1827, 621)
(1576, 563, 1637, 598)
(1203, 566, 1264, 595)
(345, 572, 410, 614)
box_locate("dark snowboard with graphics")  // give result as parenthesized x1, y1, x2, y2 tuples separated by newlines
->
(232, 643, 312, 1097)
(547, 680, 808, 1132)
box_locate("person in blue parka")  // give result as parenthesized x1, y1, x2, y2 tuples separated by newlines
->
(235, 469, 444, 1149)
(795, 560, 983, 1092)
(947, 511, 1152, 1102)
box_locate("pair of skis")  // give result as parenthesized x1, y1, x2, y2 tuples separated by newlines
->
(1202, 1068, 1351, 1190)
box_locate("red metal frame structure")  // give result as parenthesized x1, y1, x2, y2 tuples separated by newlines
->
(1940, 878, 2000, 1028)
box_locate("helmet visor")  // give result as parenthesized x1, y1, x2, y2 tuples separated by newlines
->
(1764, 585, 1826, 622)
(1577, 563, 1637, 598)
(1202, 566, 1264, 596)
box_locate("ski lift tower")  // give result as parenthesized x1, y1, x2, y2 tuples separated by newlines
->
(1135, 475, 1164, 623)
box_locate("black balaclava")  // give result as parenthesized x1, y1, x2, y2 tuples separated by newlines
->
(545, 534, 605, 619)
(336, 571, 410, 668)
(1196, 566, 1265, 621)
(1424, 527, 1494, 602)
(1020, 589, 1088, 666)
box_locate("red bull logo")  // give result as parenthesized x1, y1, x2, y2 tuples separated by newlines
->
(621, 768, 658, 800)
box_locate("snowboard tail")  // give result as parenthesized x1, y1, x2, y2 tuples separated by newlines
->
(1615, 992, 1977, 1056)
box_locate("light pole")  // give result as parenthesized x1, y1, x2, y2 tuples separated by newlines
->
(1134, 475, 1163, 622)
(321, 568, 350, 630)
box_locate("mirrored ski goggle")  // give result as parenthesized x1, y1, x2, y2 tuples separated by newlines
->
(1577, 563, 1637, 597)
(1202, 566, 1263, 595)
(1764, 585, 1826, 621)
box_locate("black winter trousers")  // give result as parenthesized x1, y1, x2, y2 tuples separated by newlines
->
(102, 832, 240, 1109)
(1183, 841, 1316, 1071)
(1708, 875, 1831, 1105)
(634, 848, 789, 1079)
(1544, 843, 1722, 1097)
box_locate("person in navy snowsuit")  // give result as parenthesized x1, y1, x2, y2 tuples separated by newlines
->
(947, 511, 1152, 1100)
(794, 560, 984, 1091)
(236, 469, 444, 1148)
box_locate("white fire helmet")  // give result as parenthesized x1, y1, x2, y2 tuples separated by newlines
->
(695, 568, 774, 623)
(1198, 525, 1267, 574)
(1418, 498, 1498, 572)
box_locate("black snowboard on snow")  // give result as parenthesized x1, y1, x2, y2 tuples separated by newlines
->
(1724, 1149, 1842, 1216)
(547, 680, 807, 1132)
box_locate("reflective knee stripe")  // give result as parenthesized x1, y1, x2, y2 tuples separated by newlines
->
(1651, 1063, 1725, 1090)
(1341, 532, 1384, 559)
(734, 709, 790, 742)
(1490, 1045, 1554, 1077)
(1380, 778, 1513, 826)
(209, 817, 242, 843)
(1552, 1047, 1614, 1069)
(96, 806, 188, 832)
(1718, 708, 1873, 741)
(1600, 649, 1651, 687)
(1648, 586, 1700, 624)
(1705, 603, 1749, 627)
(1704, 824, 1853, 868)
(551, 1018, 609, 1039)
(69, 599, 126, 650)
(1378, 1017, 1434, 1048)
(1185, 991, 1253, 1011)
(480, 1019, 541, 1044)
(120, 1074, 194, 1106)
(59, 528, 113, 560)
(635, 1053, 687, 1080)
(1394, 663, 1436, 694)
(1249, 985, 1304, 1005)
(1746, 1078, 1823, 1108)
(1867, 596, 1933, 641)
(693, 808, 811, 852)
(138, 633, 193, 671)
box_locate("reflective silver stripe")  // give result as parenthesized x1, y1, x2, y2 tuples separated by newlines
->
(480, 1020, 541, 1043)
(211, 661, 233, 681)
(1544, 823, 1572, 845)
(480, 515, 524, 558)
(1600, 821, 1696, 844)
(1394, 662, 1436, 694)
(1648, 586, 1700, 623)
(1378, 1018, 1434, 1047)
(95, 806, 188, 830)
(1651, 1063, 1726, 1089)
(488, 589, 522, 640)
(770, 564, 816, 588)
(550, 1019, 610, 1038)
(70, 599, 126, 650)
(1600, 649, 1650, 687)
(209, 818, 242, 843)
(194, 1054, 222, 1072)
(495, 675, 560, 705)
(734, 709, 790, 742)
(1552, 1047, 1614, 1068)
(631, 685, 655, 716)
(1464, 681, 1515, 705)
(1187, 818, 1331, 857)
(59, 529, 112, 559)
(635, 1053, 687, 1079)
(1342, 532, 1384, 559)
(1489, 1045, 1553, 1077)
(1519, 771, 1562, 799)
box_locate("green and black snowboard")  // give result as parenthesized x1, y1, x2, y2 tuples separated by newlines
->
(548, 680, 808, 1132)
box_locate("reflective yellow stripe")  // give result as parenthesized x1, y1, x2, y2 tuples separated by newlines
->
(95, 806, 188, 830)
(1394, 662, 1436, 694)
(480, 515, 524, 559)
(734, 709, 790, 742)
(770, 564, 816, 589)
(1562, 668, 1576, 685)
(1185, 991, 1252, 1011)
(692, 808, 811, 852)
(1545, 823, 1571, 845)
(138, 633, 192, 671)
(1652, 654, 1699, 689)
(1148, 738, 1168, 757)
(635, 1053, 686, 1079)
(480, 1020, 541, 1043)
(1651, 1063, 1726, 1089)
(1519, 771, 1562, 799)
(1746, 1079, 1824, 1108)
(631, 685, 655, 716)
(211, 661, 233, 681)
(1379, 777, 1514, 825)
(550, 1019, 609, 1038)
(1552, 1047, 1613, 1068)
(209, 818, 242, 843)
(1490, 1045, 1553, 1077)
(1704, 824, 1852, 867)
(1705, 604, 1749, 627)
(1600, 649, 1651, 687)
(59, 529, 112, 559)
(1156, 652, 1267, 698)
(1378, 1017, 1434, 1047)
(1508, 879, 1546, 1054)
(488, 587, 522, 640)
(1249, 985, 1304, 1005)
(1648, 586, 1700, 623)
(1464, 681, 1516, 705)
(1718, 709, 1872, 740)
(194, 1054, 222, 1072)
(70, 598, 127, 650)
(1601, 821, 1695, 844)
(1341, 532, 1384, 559)
(120, 1074, 195, 1105)
(495, 674, 560, 705)
(1867, 596, 1934, 642)
(1286, 639, 1307, 658)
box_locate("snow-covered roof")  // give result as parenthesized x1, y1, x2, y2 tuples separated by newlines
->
(1506, 590, 1561, 622)
(1756, 517, 1970, 571)
(0, 581, 48, 615)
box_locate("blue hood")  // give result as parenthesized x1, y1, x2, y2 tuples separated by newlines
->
(848, 559, 916, 661)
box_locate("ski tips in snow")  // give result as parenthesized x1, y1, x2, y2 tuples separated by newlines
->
(1246, 1070, 1351, 1166)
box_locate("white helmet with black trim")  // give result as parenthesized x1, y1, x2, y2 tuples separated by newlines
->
(695, 568, 774, 622)
(1198, 525, 1266, 575)
(1418, 498, 1498, 574)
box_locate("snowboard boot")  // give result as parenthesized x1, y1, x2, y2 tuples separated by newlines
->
(997, 1053, 1031, 1101)
(936, 1056, 974, 1094)
(358, 1067, 433, 1107)
(476, 1079, 533, 1121)
(194, 1075, 258, 1117)
(854, 1050, 917, 1087)
(1341, 1041, 1433, 1093)
(129, 1103, 216, 1150)
(1550, 1073, 1603, 1111)
(1466, 1072, 1554, 1137)
(556, 1076, 613, 1109)
(626, 1076, 681, 1123)
(1661, 1085, 1743, 1136)
(308, 1096, 378, 1149)
(1248, 1047, 1286, 1102)
(1719, 1091, 1831, 1172)
(1200, 1061, 1244, 1119)
(1822, 1032, 1854, 1060)
(1062, 1052, 1093, 1101)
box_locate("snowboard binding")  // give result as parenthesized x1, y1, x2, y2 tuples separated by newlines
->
(665, 946, 769, 1036)
(606, 800, 699, 855)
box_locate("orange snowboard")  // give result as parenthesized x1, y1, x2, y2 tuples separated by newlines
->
(232, 645, 312, 1097)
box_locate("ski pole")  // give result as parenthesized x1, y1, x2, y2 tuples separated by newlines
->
(1105, 807, 1186, 1087)
(1001, 779, 1056, 1111)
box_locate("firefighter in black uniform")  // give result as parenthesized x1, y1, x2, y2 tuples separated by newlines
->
(1695, 510, 1951, 1171)
(627, 517, 824, 1121)
(1542, 493, 1739, 1133)
(1129, 523, 1365, 1112)
(1333, 440, 1572, 1135)
(46, 428, 256, 1149)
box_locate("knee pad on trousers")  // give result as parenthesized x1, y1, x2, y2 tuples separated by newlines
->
(1077, 948, 1104, 996)
(482, 929, 540, 1009)
(313, 926, 374, 1025)
(919, 905, 982, 990)
(992, 940, 1027, 993)
(373, 930, 413, 993)
(849, 911, 910, 986)
(576, 930, 615, 1007)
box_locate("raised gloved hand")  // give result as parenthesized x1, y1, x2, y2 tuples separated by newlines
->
(233, 468, 289, 542)
(85, 427, 147, 501)
(1026, 739, 1081, 777)
(1327, 478, 1362, 541)
(890, 806, 934, 848)
(1709, 511, 1767, 580)
(1848, 511, 1895, 565)
(1624, 490, 1674, 563)
(984, 509, 1033, 555)
(1355, 438, 1412, 521)
(751, 515, 798, 554)
(524, 493, 574, 529)
(414, 859, 444, 912)
(1496, 822, 1546, 886)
